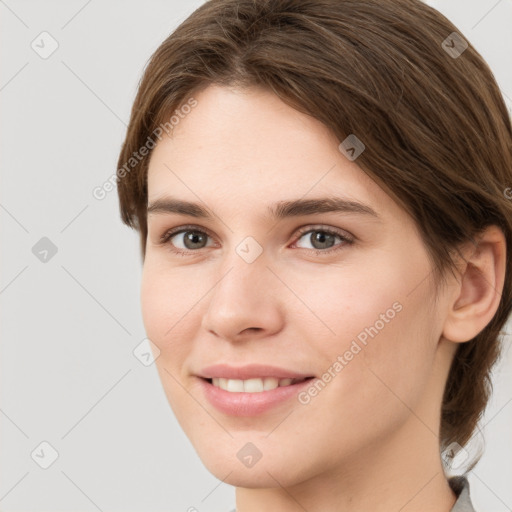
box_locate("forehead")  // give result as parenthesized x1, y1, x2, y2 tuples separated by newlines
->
(146, 85, 393, 220)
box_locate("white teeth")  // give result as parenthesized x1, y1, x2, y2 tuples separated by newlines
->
(244, 378, 264, 393)
(210, 377, 305, 393)
(263, 377, 279, 390)
(227, 379, 244, 392)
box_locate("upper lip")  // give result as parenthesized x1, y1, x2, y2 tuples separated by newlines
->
(197, 363, 314, 380)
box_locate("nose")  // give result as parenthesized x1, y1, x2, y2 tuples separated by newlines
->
(200, 249, 284, 342)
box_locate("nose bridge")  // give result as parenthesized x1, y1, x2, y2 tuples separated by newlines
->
(201, 237, 282, 338)
(212, 237, 269, 306)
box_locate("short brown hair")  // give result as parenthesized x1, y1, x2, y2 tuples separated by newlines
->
(116, 0, 512, 469)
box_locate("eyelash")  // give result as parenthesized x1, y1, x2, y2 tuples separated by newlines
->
(158, 224, 354, 257)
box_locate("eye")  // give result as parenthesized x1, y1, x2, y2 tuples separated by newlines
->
(159, 224, 353, 256)
(292, 226, 353, 254)
(160, 225, 215, 255)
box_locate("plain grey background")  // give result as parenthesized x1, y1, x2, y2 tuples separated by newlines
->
(1, 1, 511, 511)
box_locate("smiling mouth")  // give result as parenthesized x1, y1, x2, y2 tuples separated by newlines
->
(203, 376, 315, 393)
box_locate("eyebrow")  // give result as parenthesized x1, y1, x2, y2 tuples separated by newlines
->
(147, 196, 380, 221)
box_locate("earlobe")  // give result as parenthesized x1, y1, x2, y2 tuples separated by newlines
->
(442, 225, 506, 343)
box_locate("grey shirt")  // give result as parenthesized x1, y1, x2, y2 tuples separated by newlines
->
(227, 475, 476, 512)
(449, 475, 477, 512)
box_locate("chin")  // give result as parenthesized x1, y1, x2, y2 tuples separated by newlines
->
(200, 456, 295, 489)
(191, 435, 312, 489)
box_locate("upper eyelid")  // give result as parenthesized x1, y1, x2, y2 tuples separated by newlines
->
(161, 224, 216, 241)
(295, 224, 352, 238)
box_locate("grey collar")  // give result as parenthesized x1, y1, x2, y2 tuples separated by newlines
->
(449, 475, 476, 512)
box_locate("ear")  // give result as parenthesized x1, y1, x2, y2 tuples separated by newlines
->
(442, 225, 507, 343)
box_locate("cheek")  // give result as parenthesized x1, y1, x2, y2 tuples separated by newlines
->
(311, 247, 437, 427)
(140, 262, 197, 362)
(140, 264, 201, 421)
(141, 256, 195, 333)
(140, 272, 167, 345)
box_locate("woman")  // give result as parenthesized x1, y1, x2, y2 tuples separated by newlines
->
(116, 1, 512, 510)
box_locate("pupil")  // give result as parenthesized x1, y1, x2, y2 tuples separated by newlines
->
(185, 231, 206, 249)
(312, 231, 335, 249)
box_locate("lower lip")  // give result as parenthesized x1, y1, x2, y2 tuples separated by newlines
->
(198, 377, 315, 416)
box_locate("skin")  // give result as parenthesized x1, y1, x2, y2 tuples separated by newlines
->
(141, 85, 506, 512)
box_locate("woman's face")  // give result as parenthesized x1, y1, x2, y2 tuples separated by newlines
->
(141, 85, 456, 488)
